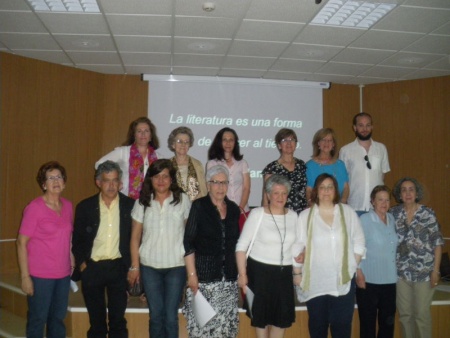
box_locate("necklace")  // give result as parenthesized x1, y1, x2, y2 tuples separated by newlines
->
(269, 205, 287, 270)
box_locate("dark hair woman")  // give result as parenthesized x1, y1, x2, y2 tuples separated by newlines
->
(128, 159, 191, 338)
(95, 116, 162, 200)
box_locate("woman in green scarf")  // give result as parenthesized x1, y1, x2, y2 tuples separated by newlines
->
(292, 173, 365, 338)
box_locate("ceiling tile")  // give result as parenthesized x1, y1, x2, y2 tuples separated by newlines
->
(175, 16, 239, 39)
(11, 50, 71, 64)
(401, 69, 450, 80)
(271, 59, 325, 72)
(107, 15, 172, 36)
(37, 13, 109, 34)
(264, 71, 315, 81)
(54, 34, 115, 51)
(99, 0, 172, 15)
(67, 51, 122, 64)
(219, 68, 266, 78)
(282, 44, 342, 61)
(0, 12, 47, 33)
(229, 40, 288, 57)
(295, 25, 365, 46)
(121, 52, 171, 66)
(0, 0, 31, 10)
(331, 48, 395, 64)
(425, 56, 450, 71)
(235, 20, 303, 42)
(373, 6, 449, 33)
(174, 37, 231, 55)
(116, 36, 171, 53)
(126, 65, 170, 75)
(222, 55, 276, 69)
(0, 33, 61, 50)
(404, 35, 450, 54)
(172, 66, 220, 76)
(245, 0, 319, 23)
(175, 0, 251, 18)
(362, 65, 417, 79)
(317, 62, 373, 76)
(350, 30, 422, 50)
(173, 54, 224, 68)
(380, 52, 442, 68)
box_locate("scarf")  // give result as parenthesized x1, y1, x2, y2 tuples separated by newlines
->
(171, 156, 199, 201)
(128, 143, 157, 200)
(302, 203, 351, 291)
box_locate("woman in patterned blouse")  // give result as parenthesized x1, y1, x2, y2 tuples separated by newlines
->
(167, 126, 207, 201)
(262, 128, 307, 214)
(390, 177, 444, 338)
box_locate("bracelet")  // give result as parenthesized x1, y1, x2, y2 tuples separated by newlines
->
(188, 271, 196, 277)
(21, 275, 30, 280)
(129, 266, 139, 271)
(433, 270, 441, 275)
(292, 273, 302, 276)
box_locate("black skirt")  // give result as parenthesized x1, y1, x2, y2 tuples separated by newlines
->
(246, 257, 296, 328)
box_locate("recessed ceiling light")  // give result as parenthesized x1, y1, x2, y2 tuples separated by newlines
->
(188, 42, 216, 51)
(27, 0, 100, 13)
(72, 39, 100, 48)
(397, 57, 424, 65)
(311, 0, 396, 29)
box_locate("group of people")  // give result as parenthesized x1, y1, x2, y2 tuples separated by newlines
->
(17, 113, 444, 338)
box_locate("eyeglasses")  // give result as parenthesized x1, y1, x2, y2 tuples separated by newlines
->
(209, 180, 229, 186)
(175, 139, 190, 145)
(319, 185, 335, 191)
(364, 155, 372, 170)
(46, 175, 63, 181)
(280, 138, 296, 143)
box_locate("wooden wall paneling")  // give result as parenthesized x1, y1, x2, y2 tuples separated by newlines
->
(100, 75, 148, 155)
(0, 53, 105, 272)
(363, 76, 450, 236)
(322, 83, 360, 149)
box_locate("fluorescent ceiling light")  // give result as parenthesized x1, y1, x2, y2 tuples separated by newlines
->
(311, 0, 396, 29)
(27, 0, 100, 13)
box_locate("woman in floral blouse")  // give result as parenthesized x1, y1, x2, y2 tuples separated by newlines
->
(390, 177, 444, 338)
(262, 128, 307, 214)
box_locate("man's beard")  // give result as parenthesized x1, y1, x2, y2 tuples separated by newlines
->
(355, 131, 372, 141)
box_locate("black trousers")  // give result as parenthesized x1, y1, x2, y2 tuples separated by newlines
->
(356, 282, 396, 338)
(81, 258, 128, 338)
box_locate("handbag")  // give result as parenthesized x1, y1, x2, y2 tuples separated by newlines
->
(127, 277, 143, 297)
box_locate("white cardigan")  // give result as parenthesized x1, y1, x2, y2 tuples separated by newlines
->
(95, 145, 164, 196)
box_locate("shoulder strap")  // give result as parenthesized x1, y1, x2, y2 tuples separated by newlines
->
(246, 209, 265, 258)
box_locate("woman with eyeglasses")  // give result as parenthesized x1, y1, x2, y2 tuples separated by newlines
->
(236, 174, 298, 338)
(128, 159, 191, 338)
(293, 173, 365, 338)
(390, 177, 444, 338)
(17, 161, 74, 338)
(167, 126, 207, 201)
(183, 165, 241, 338)
(306, 128, 349, 207)
(95, 117, 163, 200)
(262, 128, 307, 214)
(207, 127, 251, 230)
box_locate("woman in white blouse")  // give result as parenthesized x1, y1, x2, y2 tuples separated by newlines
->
(95, 117, 162, 200)
(293, 173, 365, 338)
(128, 159, 191, 338)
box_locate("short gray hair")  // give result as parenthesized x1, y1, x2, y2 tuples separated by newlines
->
(206, 165, 229, 182)
(167, 126, 194, 152)
(265, 174, 291, 195)
(392, 177, 424, 203)
(95, 161, 123, 181)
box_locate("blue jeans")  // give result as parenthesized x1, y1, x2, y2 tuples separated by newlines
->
(27, 275, 70, 338)
(306, 279, 356, 338)
(141, 265, 186, 338)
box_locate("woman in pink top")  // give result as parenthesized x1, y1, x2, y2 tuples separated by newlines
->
(207, 128, 251, 230)
(17, 161, 73, 338)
